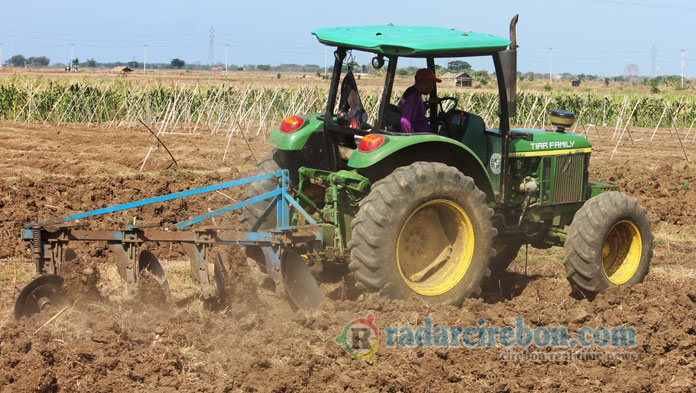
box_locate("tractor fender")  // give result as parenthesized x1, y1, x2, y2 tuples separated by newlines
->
(269, 115, 324, 150)
(348, 135, 496, 200)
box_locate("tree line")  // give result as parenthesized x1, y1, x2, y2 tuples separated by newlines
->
(5, 55, 51, 67)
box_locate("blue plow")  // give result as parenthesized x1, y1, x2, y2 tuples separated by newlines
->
(15, 170, 324, 320)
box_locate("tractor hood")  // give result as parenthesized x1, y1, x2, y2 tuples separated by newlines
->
(503, 128, 592, 157)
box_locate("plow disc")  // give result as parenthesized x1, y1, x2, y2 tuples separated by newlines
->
(14, 275, 65, 320)
(138, 250, 170, 296)
(282, 250, 322, 311)
(213, 252, 230, 303)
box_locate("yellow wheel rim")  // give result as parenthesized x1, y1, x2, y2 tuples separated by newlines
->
(396, 199, 475, 296)
(602, 220, 642, 285)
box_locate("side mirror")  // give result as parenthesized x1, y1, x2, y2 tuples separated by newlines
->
(371, 55, 385, 69)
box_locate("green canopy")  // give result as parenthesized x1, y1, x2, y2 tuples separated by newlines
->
(312, 25, 511, 57)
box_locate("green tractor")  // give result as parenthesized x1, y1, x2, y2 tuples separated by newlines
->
(242, 16, 652, 306)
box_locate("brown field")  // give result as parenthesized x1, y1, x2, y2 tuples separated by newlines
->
(0, 120, 695, 392)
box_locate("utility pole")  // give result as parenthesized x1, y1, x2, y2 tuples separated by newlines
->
(225, 44, 229, 76)
(651, 46, 657, 77)
(549, 48, 553, 84)
(70, 43, 74, 71)
(0, 43, 3, 69)
(682, 49, 685, 89)
(324, 47, 327, 78)
(144, 45, 148, 74)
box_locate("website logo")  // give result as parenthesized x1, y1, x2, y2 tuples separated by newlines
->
(335, 314, 378, 363)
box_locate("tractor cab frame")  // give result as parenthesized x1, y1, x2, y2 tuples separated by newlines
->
(315, 16, 519, 203)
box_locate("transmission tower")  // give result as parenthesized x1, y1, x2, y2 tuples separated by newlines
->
(208, 27, 216, 66)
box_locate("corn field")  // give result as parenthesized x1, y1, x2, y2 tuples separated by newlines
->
(1, 78, 696, 136)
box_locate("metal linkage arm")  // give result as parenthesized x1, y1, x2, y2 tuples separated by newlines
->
(34, 170, 289, 227)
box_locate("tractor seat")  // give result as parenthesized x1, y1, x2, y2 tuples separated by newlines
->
(383, 104, 403, 132)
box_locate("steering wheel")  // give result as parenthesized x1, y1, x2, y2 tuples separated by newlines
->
(436, 97, 459, 121)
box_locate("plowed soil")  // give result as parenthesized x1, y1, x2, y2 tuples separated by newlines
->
(0, 122, 695, 392)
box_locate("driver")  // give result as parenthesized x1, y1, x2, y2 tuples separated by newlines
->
(398, 68, 442, 133)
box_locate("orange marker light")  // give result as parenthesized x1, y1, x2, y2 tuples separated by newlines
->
(280, 116, 305, 133)
(358, 134, 385, 152)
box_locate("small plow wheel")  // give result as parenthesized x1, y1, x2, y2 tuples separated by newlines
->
(14, 275, 65, 320)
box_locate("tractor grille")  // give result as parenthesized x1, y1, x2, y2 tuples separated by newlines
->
(552, 154, 585, 203)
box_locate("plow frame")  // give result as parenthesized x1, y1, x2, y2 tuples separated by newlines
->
(20, 169, 323, 300)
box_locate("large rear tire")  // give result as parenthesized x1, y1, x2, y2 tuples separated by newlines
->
(564, 191, 652, 296)
(348, 162, 496, 306)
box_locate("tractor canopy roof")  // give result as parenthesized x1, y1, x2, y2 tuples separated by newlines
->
(312, 25, 511, 57)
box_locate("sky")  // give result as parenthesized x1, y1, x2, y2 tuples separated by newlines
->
(1, 0, 694, 77)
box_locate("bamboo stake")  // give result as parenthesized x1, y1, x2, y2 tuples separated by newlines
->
(140, 97, 174, 171)
(44, 85, 71, 125)
(15, 83, 41, 122)
(572, 107, 586, 133)
(514, 92, 527, 126)
(686, 115, 696, 141)
(256, 87, 280, 136)
(650, 102, 669, 141)
(523, 94, 539, 129)
(191, 86, 212, 134)
(86, 82, 113, 126)
(139, 116, 179, 168)
(108, 86, 132, 128)
(57, 84, 86, 126)
(30, 86, 51, 123)
(532, 97, 551, 129)
(223, 117, 258, 164)
(612, 96, 628, 140)
(610, 100, 640, 160)
(666, 105, 689, 161)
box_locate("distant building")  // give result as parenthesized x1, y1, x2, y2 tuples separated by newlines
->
(112, 66, 133, 76)
(572, 79, 581, 87)
(455, 72, 473, 87)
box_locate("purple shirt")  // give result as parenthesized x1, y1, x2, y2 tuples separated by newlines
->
(398, 89, 429, 133)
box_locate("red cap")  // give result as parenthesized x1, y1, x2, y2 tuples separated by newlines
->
(415, 68, 441, 83)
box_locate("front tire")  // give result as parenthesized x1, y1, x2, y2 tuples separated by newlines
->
(564, 191, 652, 296)
(348, 162, 496, 306)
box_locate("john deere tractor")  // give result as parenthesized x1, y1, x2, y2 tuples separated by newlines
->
(242, 16, 652, 305)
